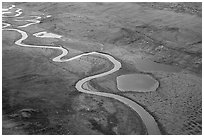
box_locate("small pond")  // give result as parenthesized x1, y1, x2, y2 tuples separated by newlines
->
(117, 74, 159, 92)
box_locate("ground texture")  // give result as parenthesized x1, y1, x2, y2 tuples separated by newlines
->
(2, 2, 202, 135)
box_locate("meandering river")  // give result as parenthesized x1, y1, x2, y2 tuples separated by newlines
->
(2, 5, 161, 135)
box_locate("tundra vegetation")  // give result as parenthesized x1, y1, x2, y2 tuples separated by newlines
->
(2, 2, 202, 135)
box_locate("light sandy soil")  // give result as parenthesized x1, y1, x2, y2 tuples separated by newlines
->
(2, 2, 201, 135)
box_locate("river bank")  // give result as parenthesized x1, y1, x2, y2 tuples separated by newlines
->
(2, 30, 148, 134)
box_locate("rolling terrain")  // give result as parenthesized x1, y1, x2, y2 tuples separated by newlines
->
(2, 2, 202, 135)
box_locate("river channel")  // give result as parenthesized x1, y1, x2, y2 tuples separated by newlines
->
(2, 5, 161, 135)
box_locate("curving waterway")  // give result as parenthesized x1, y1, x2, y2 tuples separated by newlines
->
(2, 5, 161, 135)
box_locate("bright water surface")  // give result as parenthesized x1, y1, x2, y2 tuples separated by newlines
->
(33, 31, 62, 38)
